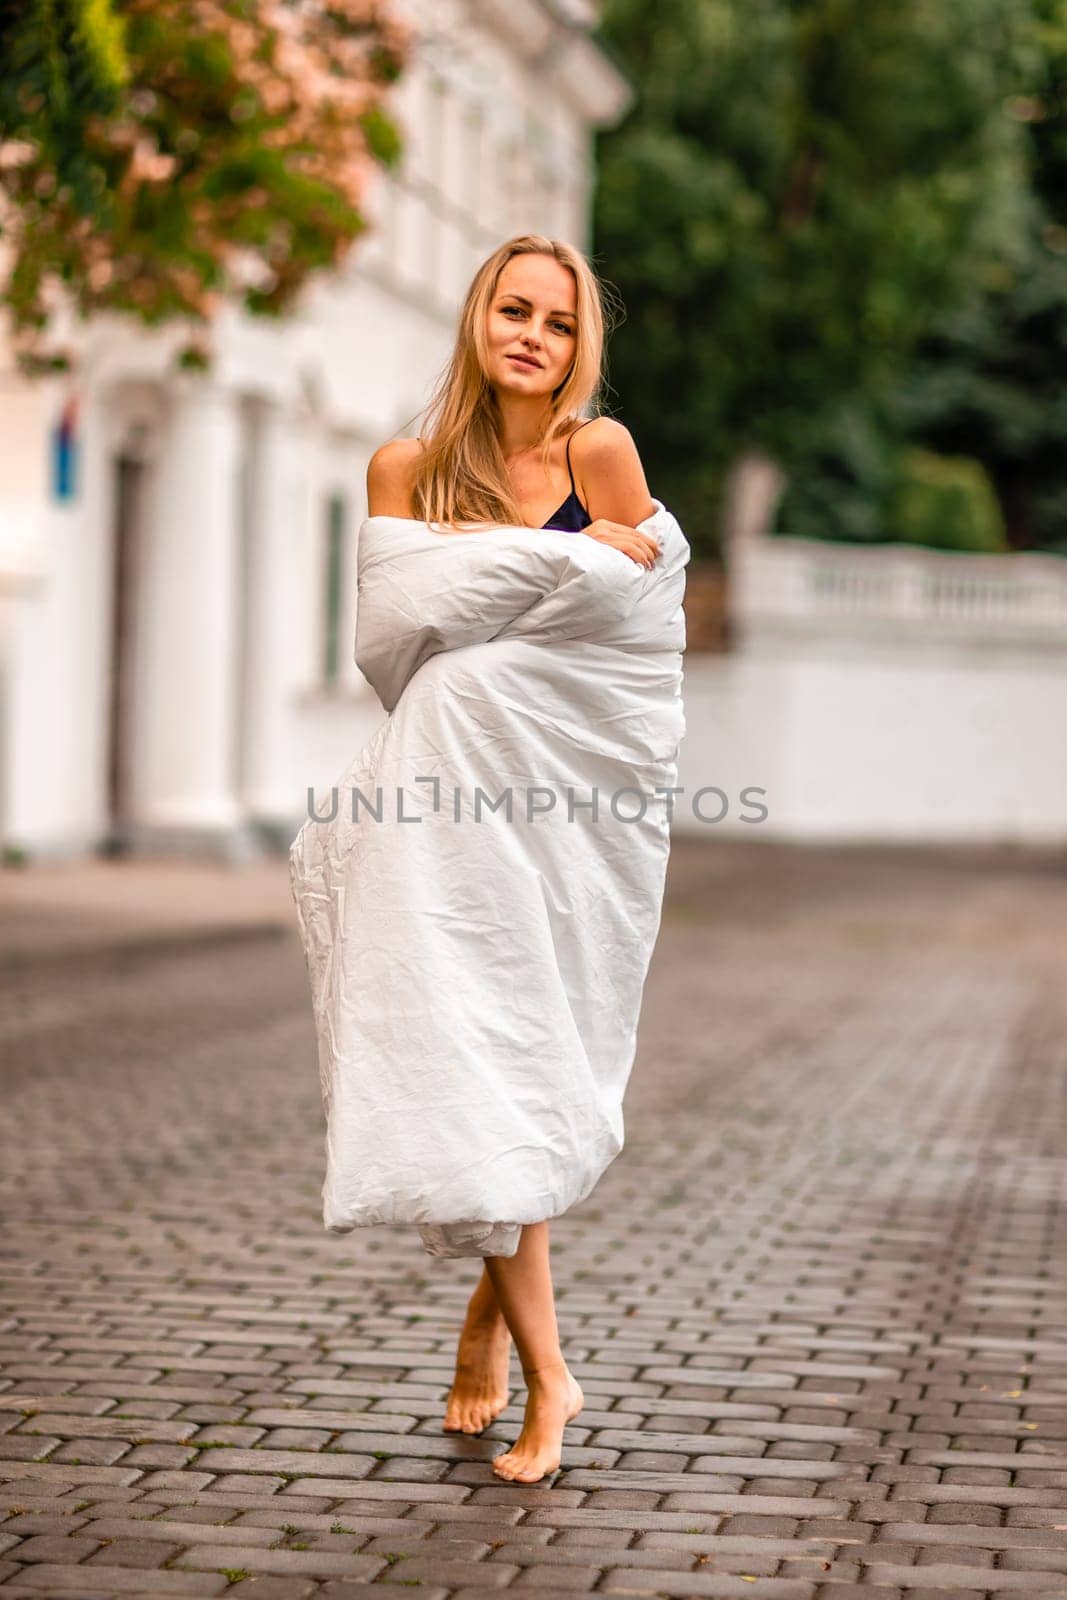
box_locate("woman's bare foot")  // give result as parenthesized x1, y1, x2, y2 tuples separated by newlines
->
(491, 1358, 584, 1482)
(443, 1305, 513, 1435)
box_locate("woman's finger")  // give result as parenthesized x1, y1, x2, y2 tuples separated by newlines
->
(584, 520, 660, 566)
(627, 539, 655, 567)
(621, 524, 659, 561)
(598, 521, 660, 560)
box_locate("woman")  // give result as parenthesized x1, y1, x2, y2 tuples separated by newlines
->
(290, 234, 688, 1485)
(368, 238, 661, 559)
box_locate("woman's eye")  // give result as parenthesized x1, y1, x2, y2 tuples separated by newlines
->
(502, 305, 522, 317)
(552, 322, 573, 335)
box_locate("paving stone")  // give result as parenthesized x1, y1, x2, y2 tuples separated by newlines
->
(912, 1543, 995, 1568)
(375, 1556, 521, 1585)
(545, 1526, 639, 1551)
(469, 1486, 587, 1510)
(318, 1587, 451, 1600)
(0, 1438, 61, 1462)
(923, 1501, 1000, 1524)
(360, 1532, 488, 1559)
(2, 1533, 104, 1562)
(718, 1517, 800, 1536)
(863, 1542, 921, 1564)
(662, 1495, 848, 1518)
(405, 1503, 526, 1526)
(597, 1571, 817, 1596)
(82, 1515, 280, 1546)
(509, 1570, 601, 1589)
(869, 1593, 986, 1600)
(7, 1562, 229, 1592)
(171, 1543, 387, 1577)
(861, 1563, 1067, 1589)
(447, 1587, 598, 1600)
(0, 1514, 93, 1537)
(222, 1581, 319, 1599)
(998, 1550, 1067, 1573)
(810, 1589, 904, 1599)
(82, 1535, 184, 1566)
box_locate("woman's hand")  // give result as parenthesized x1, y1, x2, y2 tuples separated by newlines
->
(582, 517, 661, 569)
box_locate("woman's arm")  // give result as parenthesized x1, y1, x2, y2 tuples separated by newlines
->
(366, 438, 421, 517)
(571, 417, 656, 527)
(569, 417, 660, 567)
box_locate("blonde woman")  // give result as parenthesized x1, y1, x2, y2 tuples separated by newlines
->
(370, 236, 659, 557)
(290, 234, 689, 1485)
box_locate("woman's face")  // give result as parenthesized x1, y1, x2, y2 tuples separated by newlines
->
(485, 254, 577, 401)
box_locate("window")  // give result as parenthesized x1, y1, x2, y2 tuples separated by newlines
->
(323, 490, 347, 686)
(426, 74, 446, 195)
(463, 102, 484, 219)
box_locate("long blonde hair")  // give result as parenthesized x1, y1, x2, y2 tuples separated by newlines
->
(410, 234, 614, 527)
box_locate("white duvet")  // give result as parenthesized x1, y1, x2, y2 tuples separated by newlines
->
(288, 498, 690, 1259)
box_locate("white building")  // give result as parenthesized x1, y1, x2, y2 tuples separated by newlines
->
(0, 0, 631, 861)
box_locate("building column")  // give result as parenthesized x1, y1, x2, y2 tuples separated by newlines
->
(236, 397, 303, 835)
(132, 378, 246, 849)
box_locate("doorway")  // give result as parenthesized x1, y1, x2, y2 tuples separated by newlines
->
(102, 452, 145, 854)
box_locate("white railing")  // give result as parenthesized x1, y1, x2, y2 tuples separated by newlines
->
(728, 532, 1067, 645)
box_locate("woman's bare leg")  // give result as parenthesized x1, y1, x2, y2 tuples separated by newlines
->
(482, 1221, 584, 1482)
(442, 1263, 513, 1434)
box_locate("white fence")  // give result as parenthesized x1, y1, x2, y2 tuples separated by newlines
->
(731, 533, 1067, 645)
(672, 532, 1067, 846)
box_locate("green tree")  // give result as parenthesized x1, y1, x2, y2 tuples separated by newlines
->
(777, 1, 1067, 553)
(0, 0, 409, 371)
(0, 0, 129, 160)
(891, 0, 1067, 552)
(593, 0, 1036, 557)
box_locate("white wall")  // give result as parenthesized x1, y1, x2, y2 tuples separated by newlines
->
(675, 650, 1067, 845)
(672, 534, 1067, 846)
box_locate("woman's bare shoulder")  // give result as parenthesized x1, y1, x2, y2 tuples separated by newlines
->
(367, 437, 425, 517)
(569, 417, 654, 525)
(570, 415, 639, 460)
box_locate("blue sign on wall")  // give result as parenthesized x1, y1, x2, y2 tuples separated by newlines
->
(52, 398, 78, 501)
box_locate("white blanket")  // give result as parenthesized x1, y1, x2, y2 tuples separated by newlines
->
(288, 498, 690, 1259)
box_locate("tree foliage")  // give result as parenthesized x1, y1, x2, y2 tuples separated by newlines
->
(0, 0, 410, 370)
(889, 0, 1067, 552)
(1, 0, 130, 145)
(593, 0, 1039, 555)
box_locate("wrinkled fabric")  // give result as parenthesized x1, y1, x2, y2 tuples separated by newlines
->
(288, 498, 690, 1259)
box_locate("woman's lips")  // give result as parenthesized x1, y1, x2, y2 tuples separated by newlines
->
(507, 354, 541, 371)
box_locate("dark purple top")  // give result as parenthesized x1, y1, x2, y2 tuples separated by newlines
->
(541, 420, 593, 531)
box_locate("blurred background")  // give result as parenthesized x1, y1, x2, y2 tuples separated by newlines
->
(1, 0, 1065, 865)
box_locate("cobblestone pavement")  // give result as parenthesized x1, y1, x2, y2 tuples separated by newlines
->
(2, 839, 1066, 1600)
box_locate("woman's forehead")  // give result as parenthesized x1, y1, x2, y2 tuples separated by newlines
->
(496, 255, 576, 310)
